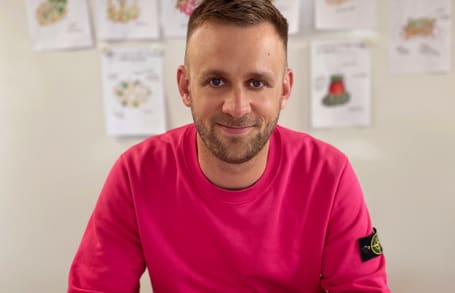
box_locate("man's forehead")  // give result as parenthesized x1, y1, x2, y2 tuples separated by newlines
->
(186, 22, 284, 57)
(187, 20, 281, 45)
(184, 21, 287, 71)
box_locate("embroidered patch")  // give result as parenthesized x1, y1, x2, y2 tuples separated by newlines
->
(358, 228, 383, 262)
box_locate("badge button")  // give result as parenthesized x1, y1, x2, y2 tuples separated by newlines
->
(358, 227, 383, 262)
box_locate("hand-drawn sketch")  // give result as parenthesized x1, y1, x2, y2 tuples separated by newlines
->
(175, 0, 202, 16)
(26, 0, 93, 50)
(101, 48, 166, 136)
(36, 0, 68, 26)
(95, 0, 159, 40)
(401, 17, 438, 40)
(107, 0, 140, 23)
(311, 40, 371, 128)
(322, 74, 351, 107)
(113, 80, 152, 108)
(389, 0, 452, 73)
(315, 0, 376, 30)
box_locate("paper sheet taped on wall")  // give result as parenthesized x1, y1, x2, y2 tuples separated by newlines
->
(95, 0, 160, 41)
(315, 0, 377, 30)
(160, 0, 200, 38)
(160, 0, 301, 38)
(388, 0, 452, 74)
(310, 40, 371, 128)
(101, 47, 167, 136)
(25, 0, 93, 51)
(273, 0, 300, 35)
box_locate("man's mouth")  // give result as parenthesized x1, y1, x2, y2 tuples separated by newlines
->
(217, 123, 253, 135)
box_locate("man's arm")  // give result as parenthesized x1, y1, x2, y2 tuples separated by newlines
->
(320, 161, 391, 293)
(68, 155, 146, 293)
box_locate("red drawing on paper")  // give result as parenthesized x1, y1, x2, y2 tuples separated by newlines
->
(322, 74, 350, 106)
(176, 0, 202, 16)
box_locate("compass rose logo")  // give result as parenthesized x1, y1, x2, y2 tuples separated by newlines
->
(370, 233, 383, 255)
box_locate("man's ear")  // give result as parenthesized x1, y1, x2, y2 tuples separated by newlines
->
(177, 65, 191, 107)
(280, 68, 294, 109)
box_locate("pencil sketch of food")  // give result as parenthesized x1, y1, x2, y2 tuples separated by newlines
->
(402, 17, 437, 40)
(107, 0, 140, 23)
(175, 0, 202, 16)
(325, 0, 352, 6)
(36, 0, 68, 26)
(113, 80, 151, 108)
(322, 74, 350, 106)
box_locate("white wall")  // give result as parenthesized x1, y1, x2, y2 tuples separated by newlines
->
(1, 1, 454, 292)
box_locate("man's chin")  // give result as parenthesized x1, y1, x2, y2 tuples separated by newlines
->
(211, 141, 260, 164)
(214, 152, 254, 164)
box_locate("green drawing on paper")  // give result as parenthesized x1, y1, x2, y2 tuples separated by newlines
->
(36, 0, 68, 26)
(113, 80, 151, 108)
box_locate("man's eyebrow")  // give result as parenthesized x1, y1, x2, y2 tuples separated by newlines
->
(247, 71, 274, 81)
(198, 69, 275, 81)
(198, 69, 228, 79)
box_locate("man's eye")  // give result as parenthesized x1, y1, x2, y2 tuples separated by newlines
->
(250, 80, 264, 88)
(209, 78, 224, 87)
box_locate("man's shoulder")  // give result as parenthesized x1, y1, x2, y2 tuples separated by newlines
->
(122, 124, 194, 162)
(276, 125, 345, 155)
(275, 125, 348, 166)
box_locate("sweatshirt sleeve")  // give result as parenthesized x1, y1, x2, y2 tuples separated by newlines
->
(67, 155, 146, 293)
(320, 160, 391, 293)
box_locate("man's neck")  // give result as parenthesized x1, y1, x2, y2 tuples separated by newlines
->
(196, 136, 269, 190)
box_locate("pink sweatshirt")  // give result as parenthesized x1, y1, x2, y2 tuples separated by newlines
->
(68, 124, 390, 293)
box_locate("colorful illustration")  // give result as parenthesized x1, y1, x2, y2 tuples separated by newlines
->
(322, 74, 350, 106)
(113, 80, 151, 108)
(402, 17, 437, 40)
(325, 0, 352, 6)
(175, 0, 202, 16)
(36, 0, 68, 26)
(108, 0, 140, 23)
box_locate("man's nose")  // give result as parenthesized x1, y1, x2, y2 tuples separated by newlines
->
(221, 86, 252, 118)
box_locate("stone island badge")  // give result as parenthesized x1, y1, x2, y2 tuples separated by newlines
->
(358, 228, 383, 262)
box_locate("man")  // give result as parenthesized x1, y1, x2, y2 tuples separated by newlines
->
(68, 0, 391, 292)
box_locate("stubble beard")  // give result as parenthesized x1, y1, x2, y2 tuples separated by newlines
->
(192, 111, 280, 164)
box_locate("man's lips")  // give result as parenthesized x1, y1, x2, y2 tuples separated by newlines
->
(217, 124, 254, 135)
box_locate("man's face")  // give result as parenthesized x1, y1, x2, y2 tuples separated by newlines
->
(178, 21, 293, 164)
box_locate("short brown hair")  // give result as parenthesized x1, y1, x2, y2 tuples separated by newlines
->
(187, 0, 289, 51)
